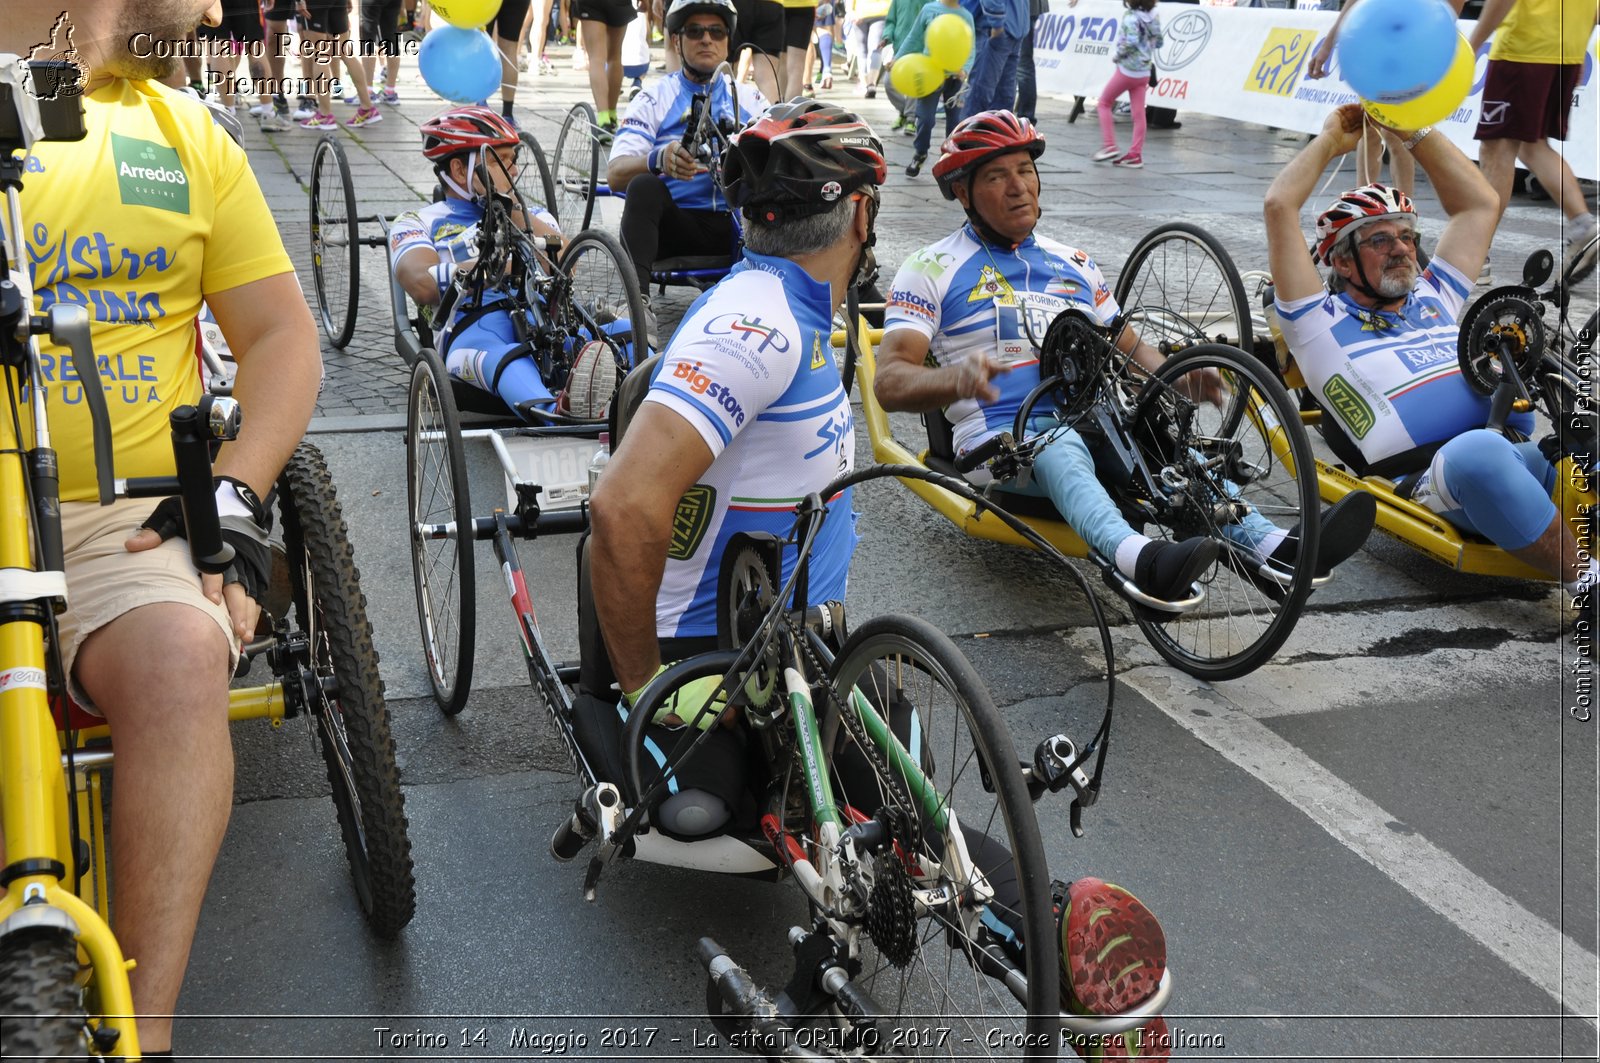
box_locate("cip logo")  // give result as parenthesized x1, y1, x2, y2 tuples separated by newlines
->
(704, 314, 791, 353)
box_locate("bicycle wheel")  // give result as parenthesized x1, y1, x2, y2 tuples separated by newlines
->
(406, 348, 476, 715)
(1115, 221, 1251, 355)
(0, 930, 88, 1059)
(552, 102, 600, 231)
(310, 134, 359, 350)
(1126, 343, 1319, 680)
(814, 614, 1057, 1060)
(278, 442, 417, 938)
(558, 229, 650, 397)
(517, 130, 559, 221)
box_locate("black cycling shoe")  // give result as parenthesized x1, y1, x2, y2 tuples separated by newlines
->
(1268, 490, 1377, 578)
(1134, 536, 1219, 603)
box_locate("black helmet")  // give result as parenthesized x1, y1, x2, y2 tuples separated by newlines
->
(722, 99, 887, 223)
(665, 0, 736, 35)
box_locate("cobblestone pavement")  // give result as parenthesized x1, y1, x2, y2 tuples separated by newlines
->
(235, 43, 1595, 426)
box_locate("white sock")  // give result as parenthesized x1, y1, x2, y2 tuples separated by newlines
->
(1253, 528, 1289, 565)
(1564, 556, 1599, 598)
(1114, 533, 1152, 579)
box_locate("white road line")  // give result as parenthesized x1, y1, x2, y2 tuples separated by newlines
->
(1121, 663, 1598, 1020)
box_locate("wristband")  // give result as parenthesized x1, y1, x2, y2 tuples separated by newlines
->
(648, 146, 667, 176)
(1402, 126, 1433, 151)
(215, 476, 267, 524)
(429, 260, 457, 293)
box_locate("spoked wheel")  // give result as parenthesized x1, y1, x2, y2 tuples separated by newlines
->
(516, 130, 559, 220)
(1115, 222, 1252, 355)
(406, 348, 475, 715)
(277, 442, 416, 937)
(810, 615, 1057, 1060)
(0, 931, 88, 1059)
(310, 134, 359, 349)
(552, 102, 600, 231)
(1127, 343, 1320, 680)
(555, 229, 651, 415)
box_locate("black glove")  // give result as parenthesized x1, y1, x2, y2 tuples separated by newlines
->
(140, 476, 275, 602)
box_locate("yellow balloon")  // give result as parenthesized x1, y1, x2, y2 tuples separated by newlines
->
(890, 52, 943, 98)
(430, 0, 503, 29)
(1362, 32, 1474, 129)
(925, 12, 974, 72)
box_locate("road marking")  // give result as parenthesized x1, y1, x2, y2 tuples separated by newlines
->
(1120, 662, 1597, 1020)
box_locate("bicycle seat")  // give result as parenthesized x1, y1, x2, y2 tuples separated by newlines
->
(652, 255, 735, 274)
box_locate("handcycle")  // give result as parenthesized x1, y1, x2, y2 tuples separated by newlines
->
(1128, 215, 1600, 584)
(406, 326, 1174, 1053)
(1, 123, 413, 1057)
(843, 225, 1326, 682)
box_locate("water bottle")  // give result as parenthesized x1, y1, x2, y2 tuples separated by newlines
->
(587, 431, 611, 498)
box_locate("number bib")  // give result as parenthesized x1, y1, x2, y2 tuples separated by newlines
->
(994, 291, 1078, 366)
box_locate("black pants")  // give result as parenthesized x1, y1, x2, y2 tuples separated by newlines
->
(617, 174, 738, 290)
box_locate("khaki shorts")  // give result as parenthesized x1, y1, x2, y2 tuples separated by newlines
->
(56, 497, 239, 714)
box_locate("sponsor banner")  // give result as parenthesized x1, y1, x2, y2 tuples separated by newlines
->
(1034, 0, 1599, 180)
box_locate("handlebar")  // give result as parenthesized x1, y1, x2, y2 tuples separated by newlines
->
(120, 395, 242, 575)
(954, 431, 1012, 474)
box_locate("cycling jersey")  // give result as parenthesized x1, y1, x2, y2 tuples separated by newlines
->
(1275, 256, 1532, 466)
(643, 250, 856, 639)
(387, 196, 560, 337)
(12, 79, 290, 502)
(610, 71, 771, 213)
(882, 223, 1119, 456)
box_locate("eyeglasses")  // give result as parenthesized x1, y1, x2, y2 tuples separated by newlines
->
(1355, 230, 1418, 254)
(681, 24, 728, 39)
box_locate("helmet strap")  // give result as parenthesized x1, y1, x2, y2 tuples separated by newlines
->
(1342, 241, 1408, 312)
(849, 191, 881, 290)
(958, 175, 1027, 251)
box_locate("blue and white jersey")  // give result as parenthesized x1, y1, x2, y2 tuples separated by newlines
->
(1275, 256, 1532, 464)
(645, 250, 857, 639)
(387, 197, 560, 333)
(883, 225, 1119, 456)
(610, 70, 771, 212)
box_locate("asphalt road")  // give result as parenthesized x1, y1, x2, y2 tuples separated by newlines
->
(150, 40, 1600, 1062)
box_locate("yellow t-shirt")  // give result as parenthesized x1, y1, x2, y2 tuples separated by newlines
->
(1488, 0, 1598, 65)
(8, 79, 292, 501)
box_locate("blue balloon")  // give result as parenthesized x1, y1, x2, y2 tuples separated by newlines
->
(419, 26, 502, 103)
(1336, 0, 1457, 103)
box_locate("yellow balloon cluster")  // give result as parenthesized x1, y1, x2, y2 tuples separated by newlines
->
(890, 53, 943, 98)
(926, 13, 973, 71)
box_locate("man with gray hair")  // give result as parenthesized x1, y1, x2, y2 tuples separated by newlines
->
(588, 99, 884, 838)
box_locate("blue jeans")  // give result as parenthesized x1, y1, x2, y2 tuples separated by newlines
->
(1014, 27, 1036, 120)
(1027, 423, 1279, 560)
(913, 77, 963, 156)
(963, 28, 1023, 119)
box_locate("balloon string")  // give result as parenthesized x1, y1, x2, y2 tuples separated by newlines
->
(1315, 145, 1348, 202)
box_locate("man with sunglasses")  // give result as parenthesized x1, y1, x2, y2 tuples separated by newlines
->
(391, 106, 616, 420)
(607, 0, 770, 348)
(1265, 103, 1595, 604)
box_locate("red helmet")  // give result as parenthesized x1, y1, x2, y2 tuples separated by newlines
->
(1314, 183, 1416, 264)
(722, 99, 887, 222)
(420, 105, 520, 164)
(932, 110, 1045, 201)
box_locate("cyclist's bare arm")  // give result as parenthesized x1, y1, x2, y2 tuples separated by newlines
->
(588, 402, 715, 696)
(874, 328, 1010, 408)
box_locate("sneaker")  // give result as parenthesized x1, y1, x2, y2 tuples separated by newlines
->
(1562, 214, 1599, 286)
(258, 110, 291, 131)
(517, 52, 529, 71)
(1265, 490, 1376, 579)
(540, 55, 557, 76)
(864, 84, 876, 99)
(347, 105, 383, 126)
(558, 339, 620, 419)
(297, 111, 338, 129)
(1091, 146, 1120, 162)
(341, 90, 361, 105)
(1133, 536, 1218, 602)
(1059, 878, 1169, 1060)
(248, 100, 275, 117)
(905, 153, 926, 177)
(291, 97, 317, 121)
(1114, 154, 1144, 169)
(625, 79, 643, 101)
(380, 88, 400, 105)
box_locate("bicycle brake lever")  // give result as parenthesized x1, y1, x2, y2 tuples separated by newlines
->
(49, 304, 115, 505)
(1069, 798, 1084, 838)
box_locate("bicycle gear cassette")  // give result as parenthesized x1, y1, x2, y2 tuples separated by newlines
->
(1457, 287, 1546, 396)
(864, 849, 918, 968)
(1038, 309, 1117, 421)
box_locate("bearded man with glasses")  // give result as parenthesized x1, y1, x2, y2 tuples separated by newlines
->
(1265, 102, 1595, 604)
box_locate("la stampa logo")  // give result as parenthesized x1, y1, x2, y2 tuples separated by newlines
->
(25, 13, 88, 100)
